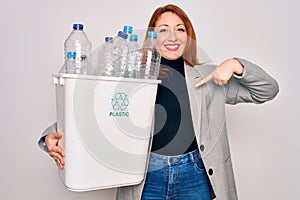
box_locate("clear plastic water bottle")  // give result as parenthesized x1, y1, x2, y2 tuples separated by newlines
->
(97, 37, 114, 76)
(140, 31, 161, 79)
(111, 31, 128, 77)
(125, 34, 141, 78)
(64, 24, 92, 74)
(80, 55, 95, 75)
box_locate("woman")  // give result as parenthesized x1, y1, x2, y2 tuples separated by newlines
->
(38, 4, 279, 200)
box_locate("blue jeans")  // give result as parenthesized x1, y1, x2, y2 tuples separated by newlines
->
(141, 149, 211, 200)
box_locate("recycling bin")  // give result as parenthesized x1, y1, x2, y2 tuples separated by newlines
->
(53, 74, 160, 191)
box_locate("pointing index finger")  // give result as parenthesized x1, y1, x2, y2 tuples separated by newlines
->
(194, 73, 212, 88)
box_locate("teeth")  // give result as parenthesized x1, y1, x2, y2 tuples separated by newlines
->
(165, 44, 179, 50)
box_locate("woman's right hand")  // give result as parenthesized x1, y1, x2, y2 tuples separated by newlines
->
(45, 132, 65, 169)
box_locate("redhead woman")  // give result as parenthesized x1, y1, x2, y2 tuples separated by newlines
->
(38, 4, 279, 200)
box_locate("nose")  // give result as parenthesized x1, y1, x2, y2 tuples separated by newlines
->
(168, 30, 177, 42)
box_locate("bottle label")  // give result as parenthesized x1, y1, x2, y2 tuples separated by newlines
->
(75, 41, 82, 70)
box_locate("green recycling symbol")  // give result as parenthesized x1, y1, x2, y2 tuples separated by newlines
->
(111, 92, 129, 111)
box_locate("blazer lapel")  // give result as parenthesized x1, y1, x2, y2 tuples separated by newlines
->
(184, 64, 203, 149)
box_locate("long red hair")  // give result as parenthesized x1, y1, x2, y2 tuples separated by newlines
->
(146, 4, 200, 67)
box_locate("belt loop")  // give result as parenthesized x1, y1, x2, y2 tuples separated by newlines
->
(190, 151, 195, 162)
(168, 157, 172, 165)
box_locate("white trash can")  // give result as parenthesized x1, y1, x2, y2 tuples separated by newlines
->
(53, 74, 160, 191)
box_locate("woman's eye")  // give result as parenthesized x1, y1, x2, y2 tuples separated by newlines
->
(177, 28, 185, 32)
(159, 29, 168, 33)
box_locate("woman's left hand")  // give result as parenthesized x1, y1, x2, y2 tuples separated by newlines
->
(194, 58, 244, 87)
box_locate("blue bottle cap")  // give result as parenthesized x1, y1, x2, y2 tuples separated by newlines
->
(118, 31, 128, 39)
(73, 24, 84, 30)
(123, 25, 133, 34)
(129, 34, 138, 41)
(67, 52, 76, 58)
(148, 31, 157, 39)
(105, 37, 114, 42)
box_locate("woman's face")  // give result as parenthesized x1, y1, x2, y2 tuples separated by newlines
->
(154, 12, 188, 60)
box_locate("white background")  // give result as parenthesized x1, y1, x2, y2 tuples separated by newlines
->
(1, 0, 299, 199)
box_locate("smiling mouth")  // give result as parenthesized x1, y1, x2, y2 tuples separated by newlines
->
(164, 44, 180, 51)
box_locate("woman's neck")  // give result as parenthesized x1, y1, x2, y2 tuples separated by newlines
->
(160, 56, 185, 76)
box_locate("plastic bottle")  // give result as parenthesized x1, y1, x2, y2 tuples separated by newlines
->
(140, 31, 161, 79)
(97, 37, 114, 76)
(80, 55, 95, 75)
(111, 31, 128, 77)
(125, 34, 141, 78)
(64, 24, 92, 74)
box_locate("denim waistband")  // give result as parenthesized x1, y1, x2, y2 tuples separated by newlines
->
(149, 149, 200, 166)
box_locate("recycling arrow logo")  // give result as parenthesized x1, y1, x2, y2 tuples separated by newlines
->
(111, 92, 129, 111)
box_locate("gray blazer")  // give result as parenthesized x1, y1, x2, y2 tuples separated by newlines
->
(38, 58, 279, 200)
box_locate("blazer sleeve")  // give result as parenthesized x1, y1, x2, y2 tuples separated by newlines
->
(225, 58, 279, 104)
(37, 122, 58, 152)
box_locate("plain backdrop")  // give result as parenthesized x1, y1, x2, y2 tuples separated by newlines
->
(0, 0, 299, 199)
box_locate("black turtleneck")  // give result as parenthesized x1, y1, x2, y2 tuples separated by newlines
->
(151, 57, 198, 155)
